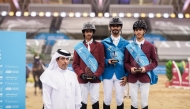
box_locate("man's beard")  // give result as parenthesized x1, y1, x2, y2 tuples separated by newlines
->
(111, 29, 120, 35)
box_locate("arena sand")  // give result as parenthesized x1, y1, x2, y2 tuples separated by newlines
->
(26, 75, 190, 109)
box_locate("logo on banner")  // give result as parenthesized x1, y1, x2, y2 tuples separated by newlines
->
(5, 65, 19, 69)
(5, 105, 11, 108)
(5, 76, 18, 80)
(5, 70, 19, 74)
(5, 70, 11, 73)
(5, 82, 19, 86)
(5, 105, 19, 109)
(5, 87, 19, 91)
(0, 82, 2, 85)
(5, 100, 19, 103)
(5, 93, 19, 97)
(0, 76, 3, 80)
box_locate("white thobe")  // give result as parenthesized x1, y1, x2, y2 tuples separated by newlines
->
(40, 67, 82, 109)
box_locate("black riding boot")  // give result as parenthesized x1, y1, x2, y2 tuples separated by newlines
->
(131, 105, 138, 109)
(117, 102, 124, 109)
(142, 106, 148, 109)
(81, 102, 87, 109)
(92, 101, 99, 109)
(103, 102, 110, 109)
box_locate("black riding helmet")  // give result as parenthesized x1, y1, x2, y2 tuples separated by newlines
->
(82, 22, 96, 33)
(109, 17, 123, 27)
(133, 20, 147, 31)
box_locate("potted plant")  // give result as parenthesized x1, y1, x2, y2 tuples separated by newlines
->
(165, 60, 172, 87)
(176, 61, 185, 76)
(27, 45, 45, 60)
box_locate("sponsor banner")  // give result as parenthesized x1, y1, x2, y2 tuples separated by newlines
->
(171, 61, 182, 86)
(181, 63, 190, 87)
(35, 33, 70, 45)
(131, 34, 166, 44)
(0, 31, 26, 109)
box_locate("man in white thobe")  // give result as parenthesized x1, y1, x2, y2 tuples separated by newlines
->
(40, 49, 82, 109)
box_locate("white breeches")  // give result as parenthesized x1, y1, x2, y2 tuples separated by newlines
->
(129, 80, 150, 108)
(80, 82, 100, 105)
(103, 74, 124, 106)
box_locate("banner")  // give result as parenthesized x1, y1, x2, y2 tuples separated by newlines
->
(181, 63, 190, 87)
(131, 34, 166, 44)
(0, 31, 26, 109)
(171, 61, 182, 87)
(35, 33, 70, 45)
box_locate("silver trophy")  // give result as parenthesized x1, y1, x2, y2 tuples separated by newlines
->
(110, 51, 119, 64)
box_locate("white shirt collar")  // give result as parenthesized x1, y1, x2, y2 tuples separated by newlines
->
(136, 39, 145, 45)
(111, 36, 120, 46)
(86, 38, 93, 44)
(111, 35, 120, 41)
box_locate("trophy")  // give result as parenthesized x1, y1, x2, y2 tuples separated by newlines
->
(133, 56, 142, 73)
(110, 51, 119, 64)
(85, 66, 93, 80)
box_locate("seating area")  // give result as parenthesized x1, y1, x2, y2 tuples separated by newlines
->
(154, 41, 190, 60)
(51, 40, 81, 57)
(26, 39, 81, 63)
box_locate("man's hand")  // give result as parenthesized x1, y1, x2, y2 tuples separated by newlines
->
(108, 59, 118, 64)
(108, 59, 114, 64)
(131, 67, 137, 74)
(80, 73, 87, 80)
(141, 67, 146, 73)
(91, 75, 97, 81)
(120, 76, 127, 86)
